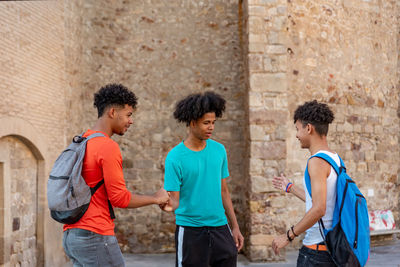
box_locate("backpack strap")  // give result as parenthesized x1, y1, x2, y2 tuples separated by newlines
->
(305, 152, 342, 232)
(73, 132, 105, 143)
(83, 132, 116, 220)
(305, 152, 342, 197)
(85, 132, 105, 139)
(311, 153, 341, 175)
(90, 179, 116, 220)
(90, 179, 105, 195)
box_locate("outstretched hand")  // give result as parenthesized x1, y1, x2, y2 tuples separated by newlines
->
(159, 192, 174, 212)
(272, 173, 290, 192)
(153, 188, 169, 205)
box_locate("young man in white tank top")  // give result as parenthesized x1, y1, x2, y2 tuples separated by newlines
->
(272, 100, 336, 266)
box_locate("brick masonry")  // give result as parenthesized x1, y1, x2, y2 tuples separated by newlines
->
(0, 1, 67, 266)
(0, 0, 399, 265)
(245, 0, 400, 262)
(62, 0, 248, 254)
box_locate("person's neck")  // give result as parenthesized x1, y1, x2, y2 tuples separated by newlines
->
(308, 136, 330, 155)
(91, 118, 113, 137)
(184, 135, 206, 151)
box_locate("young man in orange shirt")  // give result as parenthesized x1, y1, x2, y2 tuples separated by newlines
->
(62, 84, 169, 267)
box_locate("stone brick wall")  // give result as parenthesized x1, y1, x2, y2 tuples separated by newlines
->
(397, 1, 400, 224)
(64, 1, 87, 138)
(245, 0, 291, 261)
(0, 1, 67, 152)
(285, 0, 399, 224)
(5, 136, 38, 267)
(0, 1, 68, 266)
(245, 0, 400, 262)
(0, 0, 399, 264)
(63, 0, 248, 253)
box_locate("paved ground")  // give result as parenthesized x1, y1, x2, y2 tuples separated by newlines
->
(124, 240, 400, 267)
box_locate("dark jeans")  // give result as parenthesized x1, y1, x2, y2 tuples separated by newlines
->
(63, 228, 125, 267)
(175, 224, 238, 267)
(297, 246, 336, 267)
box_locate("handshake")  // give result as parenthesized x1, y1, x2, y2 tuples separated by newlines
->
(153, 188, 174, 212)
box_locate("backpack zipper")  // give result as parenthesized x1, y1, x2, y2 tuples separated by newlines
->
(70, 186, 75, 198)
(354, 194, 365, 249)
(354, 198, 359, 248)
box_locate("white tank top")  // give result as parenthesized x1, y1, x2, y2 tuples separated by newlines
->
(302, 150, 339, 245)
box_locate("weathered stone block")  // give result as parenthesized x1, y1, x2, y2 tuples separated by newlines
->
(249, 108, 288, 125)
(250, 234, 274, 245)
(364, 124, 373, 133)
(249, 200, 261, 213)
(263, 56, 273, 72)
(249, 92, 263, 107)
(269, 196, 287, 208)
(248, 6, 267, 16)
(250, 73, 287, 92)
(249, 54, 264, 71)
(249, 17, 266, 34)
(250, 125, 266, 140)
(249, 33, 268, 43)
(265, 45, 286, 54)
(250, 158, 264, 175)
(251, 141, 286, 160)
(249, 43, 266, 53)
(251, 175, 275, 193)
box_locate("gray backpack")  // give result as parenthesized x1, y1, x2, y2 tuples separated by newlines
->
(47, 133, 115, 224)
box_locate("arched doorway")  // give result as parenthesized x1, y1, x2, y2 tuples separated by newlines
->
(0, 136, 39, 266)
(0, 117, 46, 267)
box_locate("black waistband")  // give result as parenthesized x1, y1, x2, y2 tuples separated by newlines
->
(177, 224, 228, 230)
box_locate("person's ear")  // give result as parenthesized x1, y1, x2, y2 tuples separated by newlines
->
(107, 107, 116, 119)
(306, 123, 312, 134)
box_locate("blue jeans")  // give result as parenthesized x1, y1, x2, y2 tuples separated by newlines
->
(63, 228, 125, 267)
(296, 246, 336, 267)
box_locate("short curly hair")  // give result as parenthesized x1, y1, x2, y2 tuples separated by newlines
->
(173, 91, 226, 126)
(294, 100, 334, 136)
(94, 83, 138, 118)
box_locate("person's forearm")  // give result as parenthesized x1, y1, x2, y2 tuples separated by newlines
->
(222, 190, 239, 228)
(290, 205, 326, 239)
(170, 196, 179, 211)
(126, 193, 156, 208)
(288, 184, 306, 202)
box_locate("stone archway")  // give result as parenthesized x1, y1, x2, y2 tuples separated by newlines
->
(0, 136, 39, 266)
(0, 117, 47, 267)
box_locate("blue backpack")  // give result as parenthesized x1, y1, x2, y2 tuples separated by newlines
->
(305, 152, 370, 267)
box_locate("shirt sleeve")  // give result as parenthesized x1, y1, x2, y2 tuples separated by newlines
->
(221, 147, 230, 179)
(99, 141, 132, 208)
(164, 154, 182, 192)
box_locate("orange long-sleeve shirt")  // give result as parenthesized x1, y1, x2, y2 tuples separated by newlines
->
(64, 130, 132, 235)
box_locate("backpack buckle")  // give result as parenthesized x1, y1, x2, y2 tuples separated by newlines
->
(339, 166, 346, 174)
(73, 135, 86, 143)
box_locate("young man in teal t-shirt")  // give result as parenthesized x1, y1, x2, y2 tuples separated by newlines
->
(161, 91, 244, 267)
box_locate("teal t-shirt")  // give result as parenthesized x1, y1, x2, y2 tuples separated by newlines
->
(164, 139, 229, 227)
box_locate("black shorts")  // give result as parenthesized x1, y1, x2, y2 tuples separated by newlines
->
(175, 224, 238, 267)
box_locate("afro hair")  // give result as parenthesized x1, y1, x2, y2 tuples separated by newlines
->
(173, 91, 226, 126)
